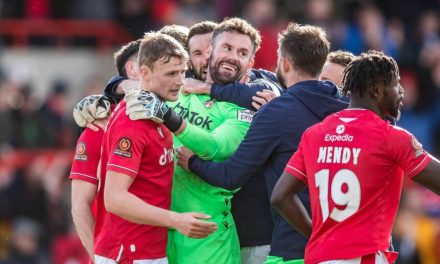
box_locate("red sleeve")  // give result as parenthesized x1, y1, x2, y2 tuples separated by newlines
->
(69, 128, 103, 185)
(284, 133, 308, 183)
(106, 119, 148, 178)
(389, 127, 431, 178)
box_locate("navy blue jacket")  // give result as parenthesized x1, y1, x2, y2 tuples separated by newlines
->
(209, 68, 282, 247)
(189, 80, 348, 260)
(218, 68, 282, 247)
(211, 68, 283, 111)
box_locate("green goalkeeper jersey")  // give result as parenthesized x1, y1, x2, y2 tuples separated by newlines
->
(167, 93, 253, 264)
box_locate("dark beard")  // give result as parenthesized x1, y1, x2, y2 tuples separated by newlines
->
(209, 55, 242, 84)
(384, 89, 402, 120)
(276, 68, 287, 88)
(192, 66, 207, 82)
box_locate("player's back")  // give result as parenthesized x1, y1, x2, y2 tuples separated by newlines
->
(297, 108, 429, 263)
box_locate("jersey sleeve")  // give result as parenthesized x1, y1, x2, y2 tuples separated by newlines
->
(188, 104, 282, 190)
(284, 132, 308, 183)
(177, 104, 250, 161)
(106, 120, 147, 178)
(69, 128, 103, 185)
(388, 127, 431, 178)
(210, 78, 282, 111)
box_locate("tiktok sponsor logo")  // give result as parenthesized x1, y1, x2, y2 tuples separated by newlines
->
(172, 102, 213, 130)
(159, 147, 174, 166)
(324, 124, 354, 142)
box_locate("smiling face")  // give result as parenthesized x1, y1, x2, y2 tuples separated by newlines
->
(208, 31, 254, 84)
(141, 56, 187, 102)
(188, 32, 212, 81)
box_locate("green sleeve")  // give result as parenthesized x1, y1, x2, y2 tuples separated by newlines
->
(177, 104, 251, 161)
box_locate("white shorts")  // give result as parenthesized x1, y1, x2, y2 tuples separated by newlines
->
(240, 244, 271, 264)
(320, 251, 389, 264)
(94, 255, 168, 264)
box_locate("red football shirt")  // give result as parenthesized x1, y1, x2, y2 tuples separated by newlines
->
(285, 109, 431, 263)
(69, 128, 103, 264)
(70, 128, 103, 186)
(69, 128, 102, 221)
(94, 100, 174, 261)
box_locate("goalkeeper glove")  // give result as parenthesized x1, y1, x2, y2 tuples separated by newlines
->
(73, 95, 111, 127)
(125, 89, 183, 132)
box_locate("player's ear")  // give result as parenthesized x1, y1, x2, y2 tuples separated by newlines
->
(205, 45, 212, 58)
(246, 59, 255, 71)
(371, 83, 380, 98)
(125, 61, 137, 78)
(282, 56, 291, 73)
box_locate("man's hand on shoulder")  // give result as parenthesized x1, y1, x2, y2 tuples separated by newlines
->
(73, 95, 111, 131)
(125, 89, 170, 124)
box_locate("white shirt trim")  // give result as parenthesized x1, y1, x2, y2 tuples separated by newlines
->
(404, 154, 429, 177)
(70, 172, 98, 181)
(286, 165, 307, 178)
(107, 163, 138, 174)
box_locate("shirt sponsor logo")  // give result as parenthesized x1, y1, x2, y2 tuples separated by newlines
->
(324, 134, 354, 142)
(74, 142, 88, 160)
(412, 136, 424, 157)
(172, 102, 213, 130)
(114, 137, 132, 158)
(237, 110, 254, 123)
(159, 147, 174, 166)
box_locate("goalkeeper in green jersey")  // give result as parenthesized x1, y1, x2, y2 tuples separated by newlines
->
(126, 18, 261, 264)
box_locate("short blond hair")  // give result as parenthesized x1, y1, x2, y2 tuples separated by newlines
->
(138, 32, 189, 70)
(157, 24, 190, 48)
(327, 50, 357, 67)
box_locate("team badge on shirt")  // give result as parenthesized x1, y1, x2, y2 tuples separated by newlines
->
(74, 142, 88, 161)
(411, 136, 424, 157)
(114, 137, 132, 158)
(204, 99, 215, 108)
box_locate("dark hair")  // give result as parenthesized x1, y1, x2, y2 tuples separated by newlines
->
(138, 32, 189, 70)
(113, 39, 141, 77)
(212, 17, 261, 56)
(187, 21, 218, 49)
(278, 22, 330, 77)
(327, 50, 356, 67)
(157, 24, 190, 48)
(342, 50, 399, 97)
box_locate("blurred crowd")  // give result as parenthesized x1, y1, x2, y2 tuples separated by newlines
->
(0, 0, 440, 263)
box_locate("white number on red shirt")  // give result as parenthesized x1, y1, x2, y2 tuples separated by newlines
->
(315, 169, 361, 222)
